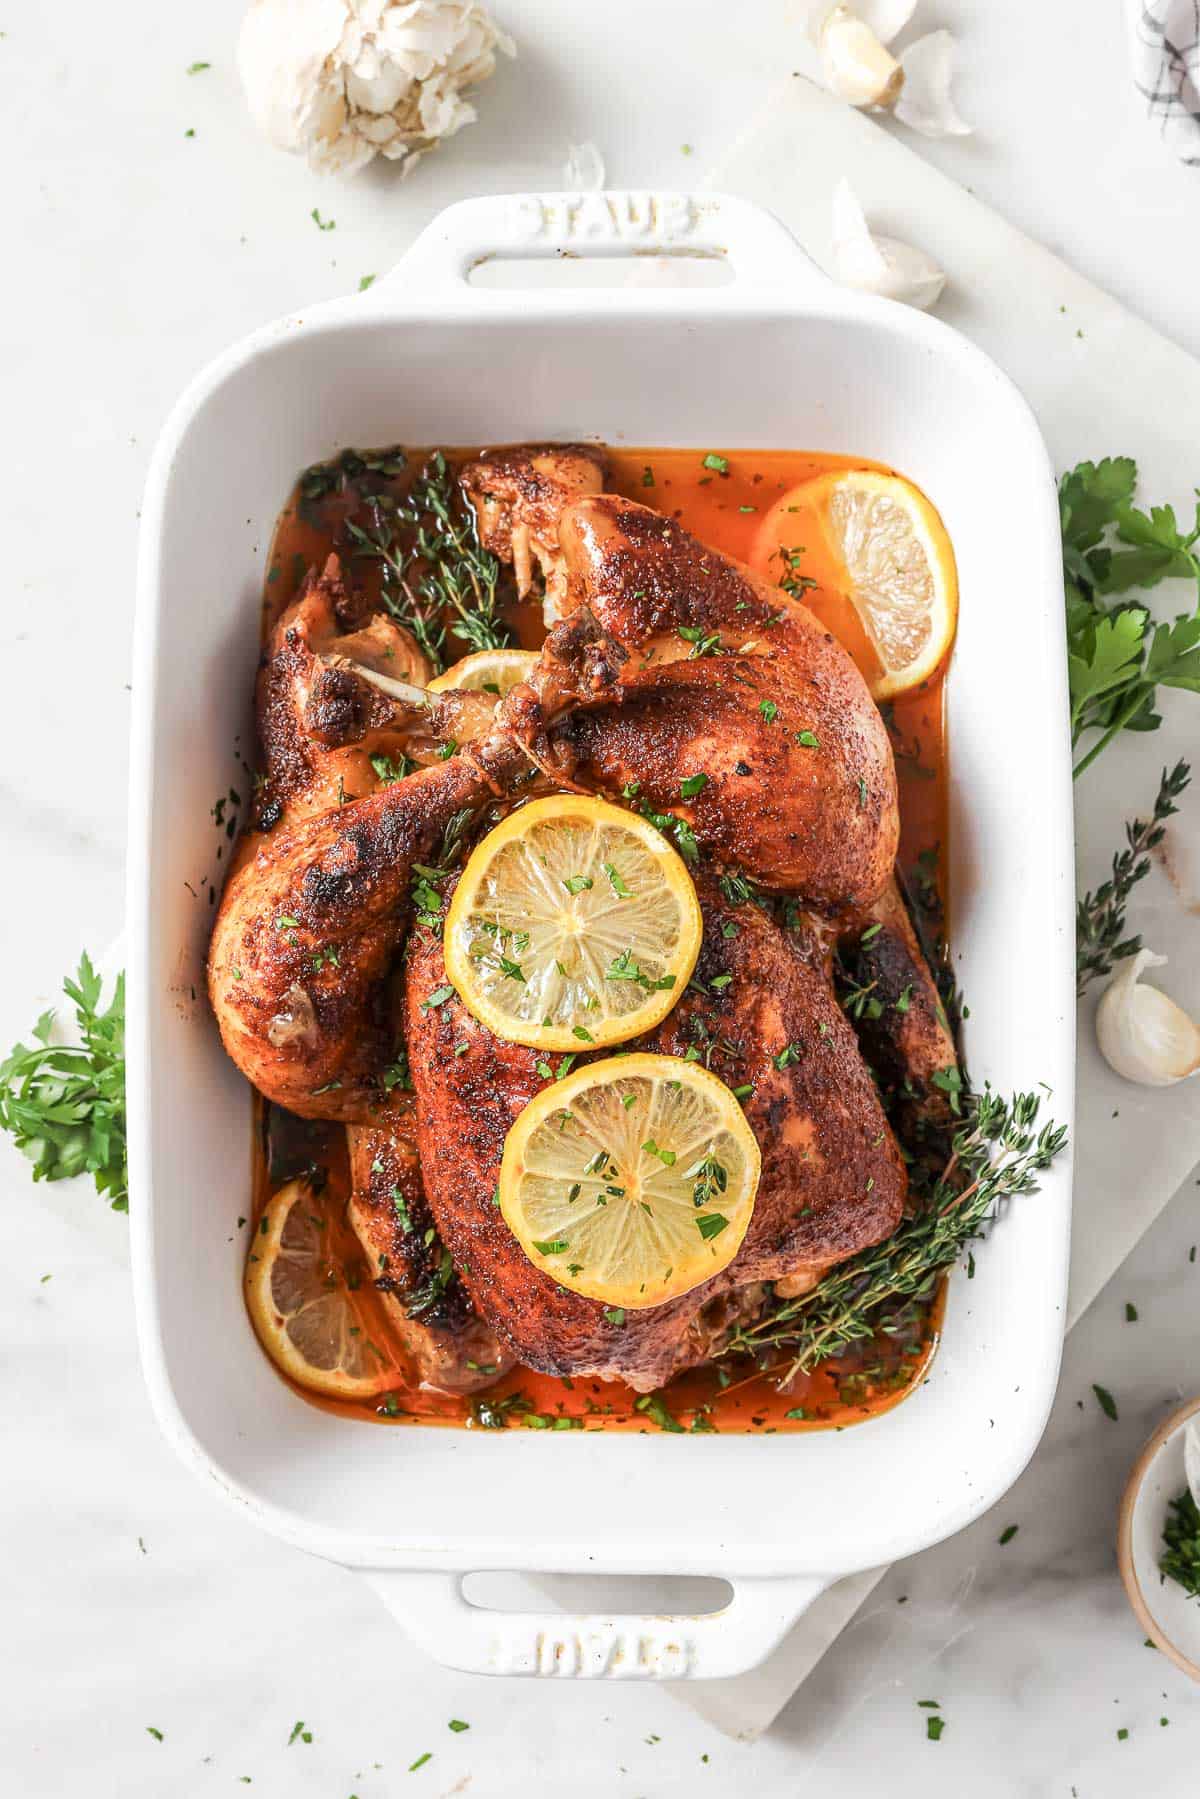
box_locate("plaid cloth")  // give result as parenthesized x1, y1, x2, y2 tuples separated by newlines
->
(1129, 0, 1200, 162)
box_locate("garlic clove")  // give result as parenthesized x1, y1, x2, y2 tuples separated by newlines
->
(831, 178, 946, 311)
(807, 0, 917, 48)
(819, 3, 905, 109)
(1187, 1418, 1200, 1514)
(894, 29, 972, 137)
(1095, 948, 1200, 1087)
(564, 141, 606, 192)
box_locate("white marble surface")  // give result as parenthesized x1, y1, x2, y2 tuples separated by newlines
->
(5, 2, 1200, 1793)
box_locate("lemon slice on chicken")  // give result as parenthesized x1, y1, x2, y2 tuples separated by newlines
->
(800, 470, 957, 699)
(245, 1181, 397, 1399)
(443, 795, 701, 1051)
(428, 648, 537, 696)
(499, 1053, 761, 1309)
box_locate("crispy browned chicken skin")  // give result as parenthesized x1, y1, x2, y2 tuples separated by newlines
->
(405, 873, 906, 1391)
(212, 448, 956, 1395)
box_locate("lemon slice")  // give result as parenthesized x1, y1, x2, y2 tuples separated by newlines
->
(428, 648, 537, 696)
(800, 470, 957, 699)
(443, 794, 701, 1051)
(499, 1053, 761, 1309)
(245, 1180, 397, 1399)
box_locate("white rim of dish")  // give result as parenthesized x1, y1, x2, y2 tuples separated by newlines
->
(1118, 1392, 1200, 1682)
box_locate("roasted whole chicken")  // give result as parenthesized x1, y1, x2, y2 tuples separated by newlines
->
(210, 446, 957, 1396)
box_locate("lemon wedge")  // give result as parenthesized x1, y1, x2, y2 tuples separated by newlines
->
(499, 1053, 761, 1309)
(245, 1180, 398, 1399)
(795, 470, 957, 699)
(428, 647, 537, 696)
(443, 795, 701, 1051)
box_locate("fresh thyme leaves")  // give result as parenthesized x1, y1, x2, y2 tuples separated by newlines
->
(723, 1088, 1066, 1387)
(677, 624, 722, 659)
(1075, 760, 1191, 994)
(636, 799, 700, 865)
(0, 955, 127, 1211)
(370, 751, 417, 786)
(400, 452, 512, 655)
(1060, 458, 1200, 777)
(1160, 1487, 1200, 1599)
(345, 511, 446, 671)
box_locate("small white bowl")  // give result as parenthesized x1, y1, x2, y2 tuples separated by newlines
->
(1119, 1395, 1200, 1680)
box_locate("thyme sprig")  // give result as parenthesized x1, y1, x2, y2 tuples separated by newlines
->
(721, 1088, 1067, 1389)
(398, 453, 513, 656)
(344, 510, 447, 672)
(1075, 759, 1191, 995)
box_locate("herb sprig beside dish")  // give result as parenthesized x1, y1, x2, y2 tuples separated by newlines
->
(0, 954, 127, 1211)
(722, 1087, 1067, 1389)
(1075, 760, 1191, 995)
(1061, 457, 1200, 779)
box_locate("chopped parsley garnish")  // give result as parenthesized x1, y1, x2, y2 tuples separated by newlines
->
(677, 624, 721, 658)
(572, 1025, 595, 1044)
(371, 751, 416, 785)
(420, 984, 455, 1012)
(696, 1212, 729, 1240)
(680, 773, 708, 799)
(311, 208, 336, 231)
(795, 730, 820, 749)
(562, 874, 593, 894)
(701, 452, 729, 474)
(1092, 1382, 1119, 1420)
(496, 956, 525, 982)
(603, 861, 633, 897)
(998, 1524, 1018, 1545)
(1160, 1487, 1200, 1598)
(758, 700, 778, 723)
(773, 1044, 801, 1069)
(634, 1392, 684, 1432)
(641, 1139, 677, 1167)
(603, 1307, 626, 1327)
(533, 1237, 569, 1256)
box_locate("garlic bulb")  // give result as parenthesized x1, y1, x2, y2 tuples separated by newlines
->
(1095, 949, 1200, 1087)
(893, 30, 972, 138)
(237, 0, 515, 179)
(831, 178, 945, 310)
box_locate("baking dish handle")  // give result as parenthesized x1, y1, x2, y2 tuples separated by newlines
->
(363, 1569, 829, 1680)
(371, 190, 829, 299)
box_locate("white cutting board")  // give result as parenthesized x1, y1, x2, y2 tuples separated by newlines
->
(655, 75, 1200, 1738)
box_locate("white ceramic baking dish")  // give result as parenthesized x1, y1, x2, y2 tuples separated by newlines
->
(128, 191, 1075, 1682)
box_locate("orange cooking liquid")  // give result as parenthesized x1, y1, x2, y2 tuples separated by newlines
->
(248, 446, 950, 1433)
